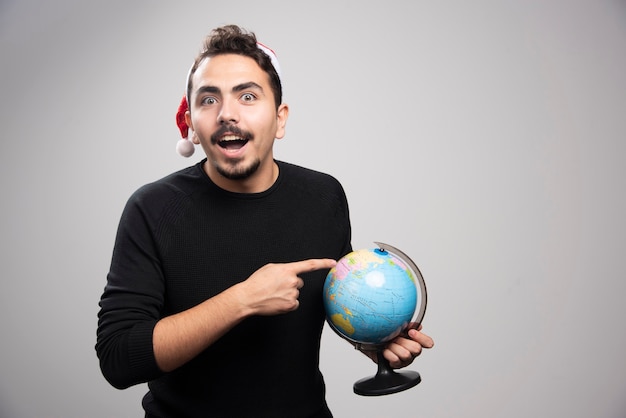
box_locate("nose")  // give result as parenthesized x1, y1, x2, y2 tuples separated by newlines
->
(217, 97, 239, 124)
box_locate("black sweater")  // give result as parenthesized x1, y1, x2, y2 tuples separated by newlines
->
(96, 160, 352, 418)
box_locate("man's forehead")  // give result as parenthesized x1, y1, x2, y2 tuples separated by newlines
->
(192, 55, 271, 97)
(196, 54, 263, 79)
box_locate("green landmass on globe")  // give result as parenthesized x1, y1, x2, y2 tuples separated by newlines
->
(323, 248, 419, 345)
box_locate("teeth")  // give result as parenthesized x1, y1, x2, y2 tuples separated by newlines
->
(221, 135, 243, 142)
(218, 134, 248, 150)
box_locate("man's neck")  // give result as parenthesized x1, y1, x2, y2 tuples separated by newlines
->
(203, 159, 279, 193)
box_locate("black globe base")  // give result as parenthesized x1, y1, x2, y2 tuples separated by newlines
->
(353, 351, 421, 396)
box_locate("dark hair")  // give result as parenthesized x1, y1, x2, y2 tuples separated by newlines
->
(187, 25, 282, 109)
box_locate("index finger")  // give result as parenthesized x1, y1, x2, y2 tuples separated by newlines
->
(288, 258, 337, 274)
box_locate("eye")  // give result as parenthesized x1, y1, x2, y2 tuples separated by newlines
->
(200, 96, 217, 105)
(240, 93, 256, 102)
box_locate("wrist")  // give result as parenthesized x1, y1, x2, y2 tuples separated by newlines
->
(228, 281, 256, 318)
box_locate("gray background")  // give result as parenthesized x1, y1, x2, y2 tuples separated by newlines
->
(1, 1, 625, 417)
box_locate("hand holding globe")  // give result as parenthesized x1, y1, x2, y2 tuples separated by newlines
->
(323, 242, 428, 396)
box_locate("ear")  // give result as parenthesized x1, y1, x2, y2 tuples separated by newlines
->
(275, 103, 289, 139)
(184, 110, 193, 132)
(184, 110, 200, 144)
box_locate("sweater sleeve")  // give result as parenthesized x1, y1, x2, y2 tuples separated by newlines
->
(95, 184, 171, 389)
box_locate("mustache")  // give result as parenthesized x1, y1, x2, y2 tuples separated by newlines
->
(210, 124, 253, 145)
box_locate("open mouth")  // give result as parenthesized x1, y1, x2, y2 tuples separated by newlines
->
(218, 135, 249, 150)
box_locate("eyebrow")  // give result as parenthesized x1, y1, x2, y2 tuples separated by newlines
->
(195, 81, 264, 97)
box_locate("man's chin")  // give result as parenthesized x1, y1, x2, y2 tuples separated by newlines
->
(215, 159, 260, 180)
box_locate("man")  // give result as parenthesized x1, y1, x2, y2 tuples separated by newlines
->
(96, 24, 433, 418)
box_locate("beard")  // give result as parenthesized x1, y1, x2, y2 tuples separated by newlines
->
(209, 123, 260, 180)
(214, 157, 261, 180)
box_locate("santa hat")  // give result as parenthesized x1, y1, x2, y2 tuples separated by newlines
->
(175, 42, 282, 157)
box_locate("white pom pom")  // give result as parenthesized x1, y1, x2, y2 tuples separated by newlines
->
(176, 138, 195, 157)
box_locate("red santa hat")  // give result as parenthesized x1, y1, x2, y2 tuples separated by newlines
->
(175, 42, 282, 157)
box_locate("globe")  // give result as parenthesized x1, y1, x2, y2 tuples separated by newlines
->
(323, 248, 417, 345)
(323, 243, 427, 396)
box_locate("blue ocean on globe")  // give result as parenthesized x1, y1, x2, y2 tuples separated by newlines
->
(323, 248, 418, 345)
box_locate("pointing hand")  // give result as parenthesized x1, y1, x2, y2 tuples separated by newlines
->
(241, 259, 337, 315)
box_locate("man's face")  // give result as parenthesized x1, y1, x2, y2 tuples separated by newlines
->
(186, 53, 288, 191)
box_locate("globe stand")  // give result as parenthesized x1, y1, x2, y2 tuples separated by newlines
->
(324, 242, 428, 397)
(353, 350, 421, 396)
